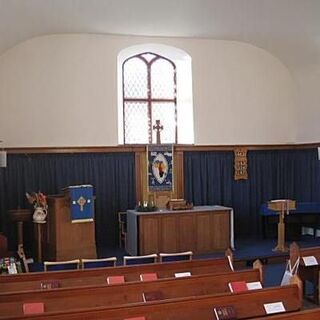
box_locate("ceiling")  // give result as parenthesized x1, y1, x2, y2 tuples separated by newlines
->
(0, 0, 319, 70)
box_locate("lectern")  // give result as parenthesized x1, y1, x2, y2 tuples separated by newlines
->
(45, 191, 97, 260)
(268, 199, 296, 252)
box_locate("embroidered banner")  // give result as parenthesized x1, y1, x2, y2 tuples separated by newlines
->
(147, 145, 173, 192)
(68, 185, 94, 223)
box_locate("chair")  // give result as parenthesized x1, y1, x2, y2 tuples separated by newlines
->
(81, 257, 117, 269)
(118, 212, 127, 248)
(123, 253, 157, 265)
(44, 259, 80, 272)
(158, 251, 193, 263)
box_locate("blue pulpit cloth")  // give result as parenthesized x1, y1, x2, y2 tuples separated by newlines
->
(68, 185, 94, 223)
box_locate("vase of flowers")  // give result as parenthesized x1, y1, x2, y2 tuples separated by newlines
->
(26, 191, 48, 223)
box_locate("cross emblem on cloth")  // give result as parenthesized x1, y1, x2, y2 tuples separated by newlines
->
(77, 196, 86, 211)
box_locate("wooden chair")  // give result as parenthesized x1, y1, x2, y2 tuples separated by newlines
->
(81, 257, 117, 269)
(123, 253, 157, 265)
(44, 259, 80, 272)
(159, 251, 193, 262)
(118, 212, 127, 248)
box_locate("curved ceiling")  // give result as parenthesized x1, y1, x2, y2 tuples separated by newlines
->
(0, 0, 319, 70)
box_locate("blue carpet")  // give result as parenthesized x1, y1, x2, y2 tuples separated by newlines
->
(96, 236, 320, 290)
(28, 235, 320, 292)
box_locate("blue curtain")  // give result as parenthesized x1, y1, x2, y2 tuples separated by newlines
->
(0, 152, 136, 249)
(184, 148, 320, 238)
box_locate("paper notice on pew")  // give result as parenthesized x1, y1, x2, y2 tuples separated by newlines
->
(174, 272, 191, 278)
(264, 302, 285, 314)
(246, 281, 263, 290)
(302, 255, 318, 266)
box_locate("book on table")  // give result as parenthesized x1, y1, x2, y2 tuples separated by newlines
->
(106, 275, 125, 284)
(23, 302, 45, 315)
(142, 290, 164, 302)
(213, 305, 237, 320)
(228, 281, 248, 293)
(139, 272, 158, 281)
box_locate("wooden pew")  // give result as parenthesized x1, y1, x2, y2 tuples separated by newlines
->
(2, 278, 302, 320)
(0, 254, 234, 293)
(252, 308, 320, 319)
(289, 242, 320, 303)
(0, 265, 263, 317)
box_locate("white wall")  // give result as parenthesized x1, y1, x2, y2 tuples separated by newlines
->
(0, 34, 297, 147)
(293, 66, 320, 143)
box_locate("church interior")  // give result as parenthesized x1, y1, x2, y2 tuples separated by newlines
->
(0, 0, 320, 319)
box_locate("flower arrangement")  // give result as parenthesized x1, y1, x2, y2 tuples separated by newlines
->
(26, 191, 48, 209)
(135, 201, 157, 212)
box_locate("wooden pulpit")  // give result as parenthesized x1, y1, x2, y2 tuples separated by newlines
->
(268, 199, 296, 252)
(45, 194, 97, 260)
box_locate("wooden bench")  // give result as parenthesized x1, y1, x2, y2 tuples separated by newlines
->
(290, 242, 320, 303)
(0, 265, 263, 317)
(1, 278, 302, 320)
(0, 254, 234, 293)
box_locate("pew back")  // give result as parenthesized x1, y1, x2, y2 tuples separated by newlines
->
(0, 268, 262, 317)
(252, 308, 320, 319)
(3, 284, 302, 320)
(0, 257, 232, 293)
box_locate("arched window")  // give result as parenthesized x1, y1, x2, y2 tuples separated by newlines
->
(123, 52, 177, 144)
(118, 44, 194, 145)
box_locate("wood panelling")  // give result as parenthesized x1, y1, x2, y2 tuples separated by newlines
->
(160, 215, 177, 252)
(46, 195, 96, 260)
(5, 142, 320, 154)
(139, 215, 159, 254)
(178, 214, 196, 252)
(129, 207, 231, 255)
(196, 214, 213, 253)
(212, 212, 230, 250)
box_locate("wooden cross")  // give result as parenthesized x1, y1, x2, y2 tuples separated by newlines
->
(153, 120, 163, 144)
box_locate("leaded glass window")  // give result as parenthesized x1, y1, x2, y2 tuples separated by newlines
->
(123, 52, 177, 144)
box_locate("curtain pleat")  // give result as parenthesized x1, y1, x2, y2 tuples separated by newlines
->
(0, 153, 136, 249)
(184, 148, 320, 238)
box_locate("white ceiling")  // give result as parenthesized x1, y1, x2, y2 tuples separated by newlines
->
(0, 0, 319, 70)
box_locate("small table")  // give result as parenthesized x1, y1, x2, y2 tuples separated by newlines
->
(8, 209, 32, 247)
(268, 200, 296, 252)
(34, 221, 46, 262)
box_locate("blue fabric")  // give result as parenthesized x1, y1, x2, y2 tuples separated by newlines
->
(125, 257, 156, 265)
(184, 148, 320, 238)
(161, 255, 191, 262)
(46, 263, 78, 271)
(82, 260, 115, 269)
(260, 202, 320, 216)
(0, 152, 136, 249)
(69, 185, 94, 222)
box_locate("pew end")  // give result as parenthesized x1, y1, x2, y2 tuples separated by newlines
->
(253, 259, 264, 285)
(290, 274, 303, 307)
(225, 248, 234, 271)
